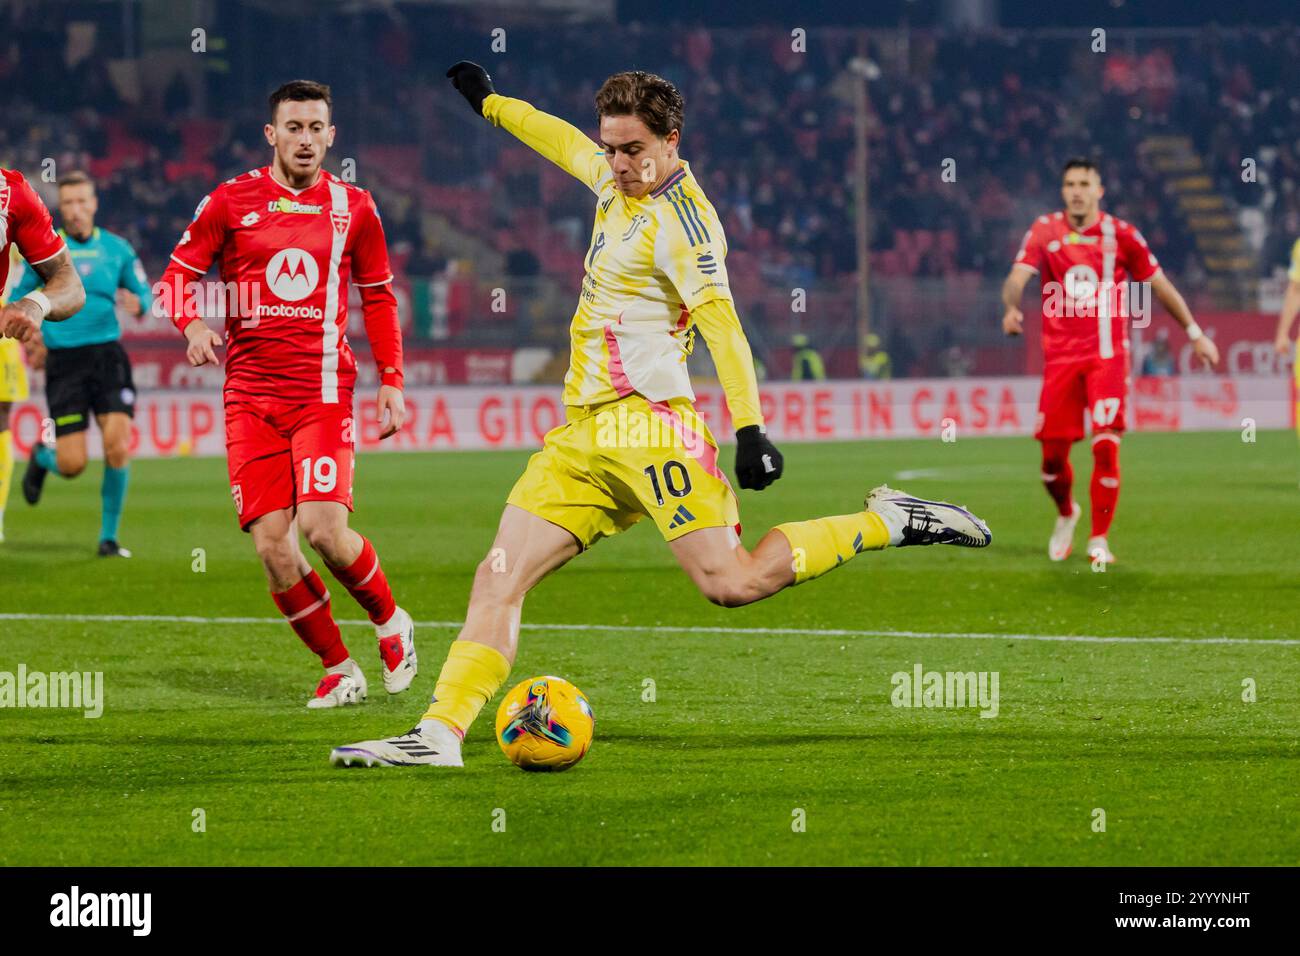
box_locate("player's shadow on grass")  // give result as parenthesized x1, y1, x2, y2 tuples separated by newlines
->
(146, 666, 303, 703)
(594, 731, 887, 747)
(0, 541, 101, 558)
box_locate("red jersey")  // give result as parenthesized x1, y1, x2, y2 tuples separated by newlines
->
(161, 166, 402, 404)
(0, 168, 66, 292)
(1013, 211, 1160, 363)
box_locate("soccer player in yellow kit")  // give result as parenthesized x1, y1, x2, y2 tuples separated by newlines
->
(331, 63, 992, 768)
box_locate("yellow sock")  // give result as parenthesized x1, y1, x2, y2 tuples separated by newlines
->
(421, 640, 512, 736)
(774, 511, 891, 584)
(0, 429, 13, 512)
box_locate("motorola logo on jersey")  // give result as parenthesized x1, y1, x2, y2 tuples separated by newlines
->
(265, 248, 319, 302)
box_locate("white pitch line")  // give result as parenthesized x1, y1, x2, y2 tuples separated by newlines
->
(0, 612, 1295, 647)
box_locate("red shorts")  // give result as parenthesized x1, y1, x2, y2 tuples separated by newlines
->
(225, 399, 356, 530)
(1035, 356, 1130, 442)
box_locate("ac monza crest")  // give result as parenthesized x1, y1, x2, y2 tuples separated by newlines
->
(330, 209, 350, 236)
(0, 181, 10, 216)
(231, 484, 243, 514)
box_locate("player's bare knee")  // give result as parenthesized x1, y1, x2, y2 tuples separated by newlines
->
(301, 523, 331, 555)
(298, 514, 344, 557)
(696, 572, 753, 609)
(58, 454, 87, 478)
(254, 533, 298, 577)
(105, 445, 130, 469)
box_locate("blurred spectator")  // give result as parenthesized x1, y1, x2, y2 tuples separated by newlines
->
(1141, 329, 1178, 375)
(859, 332, 892, 380)
(790, 333, 827, 380)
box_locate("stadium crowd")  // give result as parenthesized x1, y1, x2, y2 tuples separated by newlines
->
(1, 3, 1297, 375)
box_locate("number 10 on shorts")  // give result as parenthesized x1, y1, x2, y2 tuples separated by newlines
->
(301, 456, 338, 493)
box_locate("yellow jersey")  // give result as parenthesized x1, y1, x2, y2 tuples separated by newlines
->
(483, 94, 763, 429)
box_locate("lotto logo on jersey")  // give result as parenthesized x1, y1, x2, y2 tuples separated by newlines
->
(265, 248, 319, 301)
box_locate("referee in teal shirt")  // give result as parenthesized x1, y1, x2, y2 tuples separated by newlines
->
(17, 171, 152, 557)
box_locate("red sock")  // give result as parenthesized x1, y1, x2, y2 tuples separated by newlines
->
(302, 567, 328, 600)
(328, 536, 396, 626)
(1040, 439, 1074, 517)
(272, 574, 348, 667)
(1090, 433, 1121, 537)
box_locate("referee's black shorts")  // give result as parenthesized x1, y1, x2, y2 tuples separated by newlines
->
(44, 340, 136, 438)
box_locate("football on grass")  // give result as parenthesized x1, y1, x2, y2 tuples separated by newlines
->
(495, 676, 595, 771)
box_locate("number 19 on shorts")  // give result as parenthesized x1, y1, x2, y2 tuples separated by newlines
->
(301, 456, 338, 493)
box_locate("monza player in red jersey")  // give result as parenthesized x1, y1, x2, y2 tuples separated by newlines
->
(0, 168, 87, 336)
(157, 80, 417, 708)
(0, 168, 87, 543)
(1001, 158, 1219, 564)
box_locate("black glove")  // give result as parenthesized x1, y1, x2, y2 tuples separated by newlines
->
(446, 61, 495, 116)
(734, 425, 784, 491)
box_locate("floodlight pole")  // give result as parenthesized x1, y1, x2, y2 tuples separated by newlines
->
(851, 57, 874, 372)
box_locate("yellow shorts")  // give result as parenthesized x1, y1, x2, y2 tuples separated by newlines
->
(0, 339, 29, 402)
(507, 393, 740, 549)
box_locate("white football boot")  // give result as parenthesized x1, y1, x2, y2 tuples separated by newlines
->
(330, 720, 463, 768)
(376, 606, 418, 694)
(306, 658, 367, 709)
(1048, 501, 1082, 561)
(1085, 535, 1117, 565)
(865, 485, 992, 548)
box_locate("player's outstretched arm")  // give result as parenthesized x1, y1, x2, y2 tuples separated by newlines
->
(693, 298, 783, 491)
(1149, 271, 1219, 367)
(1276, 280, 1300, 356)
(0, 249, 85, 341)
(157, 259, 222, 367)
(1001, 265, 1033, 336)
(446, 60, 608, 193)
(359, 283, 406, 440)
(182, 318, 223, 367)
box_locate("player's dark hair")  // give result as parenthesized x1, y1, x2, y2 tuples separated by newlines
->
(596, 71, 684, 139)
(1062, 157, 1100, 180)
(57, 170, 94, 192)
(269, 80, 332, 122)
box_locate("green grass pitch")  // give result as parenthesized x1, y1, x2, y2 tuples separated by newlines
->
(1, 429, 1297, 866)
